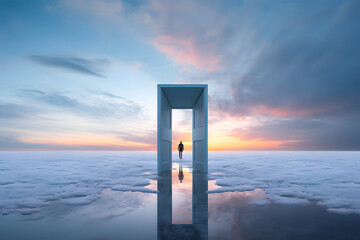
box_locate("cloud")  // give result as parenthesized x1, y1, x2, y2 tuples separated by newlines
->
(221, 6, 360, 118)
(116, 130, 156, 147)
(153, 35, 220, 71)
(144, 0, 226, 72)
(0, 134, 153, 150)
(0, 134, 45, 150)
(0, 102, 38, 119)
(136, 0, 360, 118)
(28, 55, 109, 78)
(233, 116, 360, 150)
(22, 89, 142, 119)
(0, 89, 152, 150)
(22, 89, 78, 107)
(61, 0, 224, 71)
(144, 0, 360, 150)
(161, 0, 360, 150)
(61, 0, 123, 18)
(98, 91, 139, 105)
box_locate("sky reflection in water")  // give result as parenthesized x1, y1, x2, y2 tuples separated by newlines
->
(172, 163, 192, 224)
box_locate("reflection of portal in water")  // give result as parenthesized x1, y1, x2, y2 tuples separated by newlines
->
(172, 163, 192, 224)
(158, 164, 208, 240)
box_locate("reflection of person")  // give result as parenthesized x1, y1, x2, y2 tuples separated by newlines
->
(178, 141, 184, 159)
(178, 165, 184, 183)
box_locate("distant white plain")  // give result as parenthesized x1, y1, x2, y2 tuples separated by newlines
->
(0, 151, 359, 215)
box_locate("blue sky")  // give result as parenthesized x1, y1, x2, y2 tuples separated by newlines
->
(0, 0, 359, 150)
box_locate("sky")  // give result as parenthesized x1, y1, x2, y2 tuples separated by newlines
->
(0, 0, 359, 151)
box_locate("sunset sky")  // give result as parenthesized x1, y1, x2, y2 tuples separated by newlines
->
(1, 0, 359, 151)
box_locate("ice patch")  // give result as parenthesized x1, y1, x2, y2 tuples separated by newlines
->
(207, 185, 255, 193)
(111, 185, 158, 193)
(60, 195, 99, 206)
(215, 177, 253, 187)
(209, 151, 360, 213)
(266, 195, 309, 205)
(0, 151, 157, 215)
(2, 208, 40, 215)
(327, 208, 360, 215)
(248, 199, 270, 206)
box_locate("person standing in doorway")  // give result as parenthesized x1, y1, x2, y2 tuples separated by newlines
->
(178, 141, 184, 159)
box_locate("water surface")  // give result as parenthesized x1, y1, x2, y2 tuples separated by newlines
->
(0, 151, 359, 239)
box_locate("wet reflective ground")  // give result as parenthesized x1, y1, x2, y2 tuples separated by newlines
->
(0, 151, 360, 240)
(208, 191, 360, 240)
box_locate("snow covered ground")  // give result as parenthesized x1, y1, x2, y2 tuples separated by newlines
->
(208, 151, 360, 215)
(0, 151, 158, 215)
(0, 151, 359, 216)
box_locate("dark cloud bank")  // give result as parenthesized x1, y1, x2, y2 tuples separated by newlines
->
(173, 0, 360, 150)
(229, 1, 360, 150)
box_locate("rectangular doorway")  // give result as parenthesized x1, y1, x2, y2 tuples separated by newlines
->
(171, 109, 193, 224)
(157, 84, 208, 174)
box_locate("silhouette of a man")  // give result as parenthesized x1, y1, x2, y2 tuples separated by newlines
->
(178, 141, 184, 159)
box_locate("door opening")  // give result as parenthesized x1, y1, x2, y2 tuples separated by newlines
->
(172, 109, 192, 224)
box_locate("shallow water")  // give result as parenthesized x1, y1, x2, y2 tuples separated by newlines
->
(0, 151, 359, 240)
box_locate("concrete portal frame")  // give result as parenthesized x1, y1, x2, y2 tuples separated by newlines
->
(157, 84, 208, 174)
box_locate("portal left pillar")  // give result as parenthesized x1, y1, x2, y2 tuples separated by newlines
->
(157, 87, 172, 173)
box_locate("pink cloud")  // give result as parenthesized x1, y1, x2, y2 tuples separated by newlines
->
(153, 35, 221, 72)
(249, 104, 347, 118)
(212, 98, 340, 119)
(250, 105, 316, 117)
